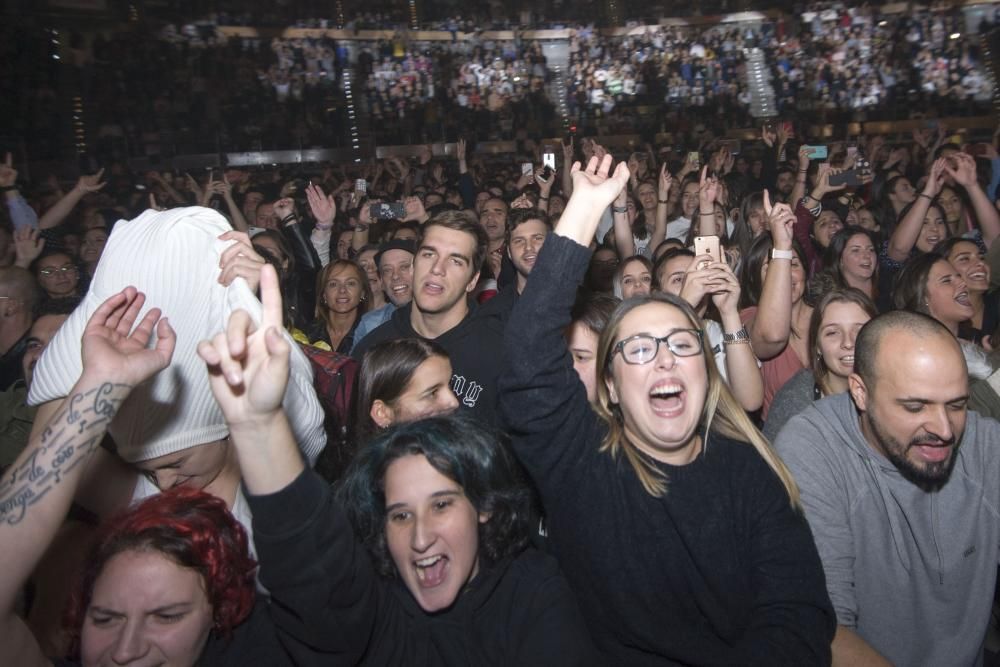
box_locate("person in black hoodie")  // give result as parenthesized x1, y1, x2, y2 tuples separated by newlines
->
(499, 154, 836, 665)
(199, 264, 596, 666)
(352, 210, 504, 425)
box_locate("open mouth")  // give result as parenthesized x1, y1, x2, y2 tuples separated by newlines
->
(423, 281, 445, 296)
(912, 443, 952, 463)
(968, 271, 987, 283)
(414, 554, 449, 588)
(955, 290, 972, 307)
(649, 381, 686, 416)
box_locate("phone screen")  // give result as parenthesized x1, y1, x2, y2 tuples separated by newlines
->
(543, 153, 556, 170)
(521, 162, 534, 176)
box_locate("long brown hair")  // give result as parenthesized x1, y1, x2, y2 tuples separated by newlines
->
(808, 288, 878, 396)
(593, 293, 800, 506)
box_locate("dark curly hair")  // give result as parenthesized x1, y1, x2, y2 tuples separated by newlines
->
(337, 414, 533, 578)
(66, 487, 257, 653)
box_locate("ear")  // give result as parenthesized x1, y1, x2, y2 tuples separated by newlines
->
(465, 270, 481, 294)
(370, 400, 395, 429)
(605, 374, 619, 405)
(848, 373, 868, 412)
(478, 510, 492, 524)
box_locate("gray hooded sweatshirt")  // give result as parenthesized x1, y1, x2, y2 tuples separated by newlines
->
(774, 392, 1000, 666)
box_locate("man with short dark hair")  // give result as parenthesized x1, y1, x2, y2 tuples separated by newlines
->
(774, 310, 1000, 666)
(353, 211, 504, 424)
(479, 208, 552, 326)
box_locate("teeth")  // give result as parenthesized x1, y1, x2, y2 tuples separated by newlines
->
(842, 356, 854, 363)
(650, 384, 682, 397)
(415, 555, 443, 568)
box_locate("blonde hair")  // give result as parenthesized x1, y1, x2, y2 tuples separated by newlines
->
(593, 293, 800, 507)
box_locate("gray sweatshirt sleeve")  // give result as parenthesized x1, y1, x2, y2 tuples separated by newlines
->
(774, 412, 859, 628)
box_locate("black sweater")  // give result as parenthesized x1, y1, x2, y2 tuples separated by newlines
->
(498, 234, 835, 665)
(248, 468, 598, 666)
(351, 301, 505, 425)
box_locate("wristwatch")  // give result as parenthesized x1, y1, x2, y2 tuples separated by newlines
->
(770, 248, 794, 261)
(723, 326, 751, 344)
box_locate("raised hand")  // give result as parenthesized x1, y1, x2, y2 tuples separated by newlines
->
(198, 264, 290, 426)
(945, 152, 979, 188)
(456, 138, 467, 164)
(798, 146, 811, 172)
(698, 165, 719, 210)
(562, 136, 575, 164)
(74, 169, 106, 195)
(218, 230, 267, 291)
(0, 153, 17, 189)
(273, 197, 296, 222)
(764, 189, 794, 251)
(535, 167, 556, 196)
(557, 154, 631, 246)
(81, 287, 176, 388)
(761, 125, 777, 148)
(13, 226, 44, 267)
(658, 162, 673, 200)
(402, 195, 427, 223)
(708, 261, 741, 315)
(306, 182, 337, 226)
(923, 158, 948, 197)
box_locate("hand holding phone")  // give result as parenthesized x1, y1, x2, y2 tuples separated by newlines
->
(694, 235, 722, 266)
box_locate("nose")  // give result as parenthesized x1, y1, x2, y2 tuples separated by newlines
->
(842, 334, 855, 350)
(111, 619, 150, 665)
(653, 341, 677, 370)
(430, 256, 447, 276)
(923, 406, 955, 444)
(410, 513, 436, 553)
(440, 386, 460, 412)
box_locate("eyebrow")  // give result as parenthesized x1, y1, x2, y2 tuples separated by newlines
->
(385, 489, 463, 514)
(895, 395, 969, 405)
(420, 243, 470, 265)
(90, 602, 193, 616)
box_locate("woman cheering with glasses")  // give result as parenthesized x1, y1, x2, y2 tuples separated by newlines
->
(499, 155, 835, 665)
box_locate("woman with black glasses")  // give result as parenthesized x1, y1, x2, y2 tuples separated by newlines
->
(500, 155, 835, 665)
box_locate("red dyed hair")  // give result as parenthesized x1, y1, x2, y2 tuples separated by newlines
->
(66, 487, 257, 650)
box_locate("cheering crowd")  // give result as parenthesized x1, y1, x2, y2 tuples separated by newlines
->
(2, 95, 1000, 663)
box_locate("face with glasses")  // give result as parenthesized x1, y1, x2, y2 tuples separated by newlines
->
(603, 302, 708, 465)
(35, 253, 79, 298)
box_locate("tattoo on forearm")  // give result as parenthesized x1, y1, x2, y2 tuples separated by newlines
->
(0, 382, 130, 526)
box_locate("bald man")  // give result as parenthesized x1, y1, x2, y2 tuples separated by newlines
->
(774, 310, 1000, 666)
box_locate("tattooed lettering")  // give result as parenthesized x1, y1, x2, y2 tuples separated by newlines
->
(0, 382, 131, 526)
(94, 383, 118, 419)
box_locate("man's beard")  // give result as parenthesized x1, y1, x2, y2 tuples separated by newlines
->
(865, 411, 959, 491)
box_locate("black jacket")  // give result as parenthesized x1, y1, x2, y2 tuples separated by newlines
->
(498, 234, 836, 665)
(352, 301, 504, 425)
(249, 469, 598, 666)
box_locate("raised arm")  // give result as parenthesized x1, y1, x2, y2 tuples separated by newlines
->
(887, 159, 946, 262)
(653, 163, 673, 244)
(306, 182, 336, 266)
(611, 181, 635, 259)
(213, 175, 250, 232)
(0, 289, 174, 667)
(198, 265, 375, 662)
(747, 192, 797, 360)
(947, 153, 1000, 247)
(38, 170, 106, 230)
(499, 156, 629, 483)
(697, 166, 720, 237)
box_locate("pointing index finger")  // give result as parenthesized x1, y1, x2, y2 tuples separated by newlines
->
(259, 264, 284, 331)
